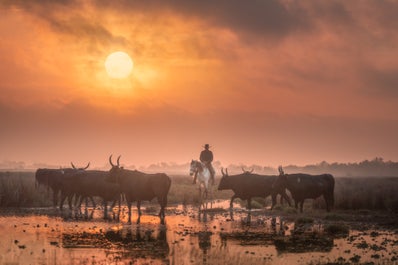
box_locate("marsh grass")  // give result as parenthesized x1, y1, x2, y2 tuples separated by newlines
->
(0, 172, 398, 212)
(0, 171, 51, 207)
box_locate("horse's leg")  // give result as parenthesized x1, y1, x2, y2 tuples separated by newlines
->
(210, 185, 213, 209)
(198, 185, 203, 207)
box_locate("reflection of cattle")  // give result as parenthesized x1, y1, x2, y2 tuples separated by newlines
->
(63, 226, 169, 261)
(105, 226, 169, 259)
(273, 167, 335, 212)
(218, 168, 291, 210)
(274, 234, 333, 253)
(107, 155, 171, 224)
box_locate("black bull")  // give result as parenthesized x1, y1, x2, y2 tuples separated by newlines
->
(35, 168, 77, 208)
(107, 166, 171, 224)
(273, 173, 335, 212)
(217, 170, 291, 210)
(59, 170, 121, 217)
(35, 168, 121, 217)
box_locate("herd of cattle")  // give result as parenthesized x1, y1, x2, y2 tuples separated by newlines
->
(35, 156, 335, 223)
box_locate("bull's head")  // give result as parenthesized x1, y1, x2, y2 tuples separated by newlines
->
(218, 168, 229, 190)
(241, 167, 254, 174)
(273, 165, 288, 191)
(108, 155, 122, 182)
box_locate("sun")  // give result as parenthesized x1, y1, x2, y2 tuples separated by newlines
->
(105, 51, 134, 79)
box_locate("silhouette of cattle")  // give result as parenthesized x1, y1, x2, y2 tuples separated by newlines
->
(59, 170, 122, 218)
(35, 163, 89, 208)
(218, 168, 291, 210)
(273, 166, 335, 212)
(107, 155, 171, 224)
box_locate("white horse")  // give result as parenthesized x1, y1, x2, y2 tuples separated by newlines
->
(189, 160, 213, 209)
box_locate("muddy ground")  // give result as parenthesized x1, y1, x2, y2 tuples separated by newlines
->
(0, 201, 397, 265)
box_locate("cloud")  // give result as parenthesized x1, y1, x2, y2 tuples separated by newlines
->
(361, 66, 398, 98)
(4, 0, 312, 40)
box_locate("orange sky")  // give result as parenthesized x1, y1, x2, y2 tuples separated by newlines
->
(1, 0, 398, 169)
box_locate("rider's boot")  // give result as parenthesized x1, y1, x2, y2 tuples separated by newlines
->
(211, 173, 215, 185)
(193, 172, 197, 184)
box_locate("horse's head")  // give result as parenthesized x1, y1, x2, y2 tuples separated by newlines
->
(189, 160, 198, 176)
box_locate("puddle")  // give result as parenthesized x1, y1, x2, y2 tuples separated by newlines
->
(0, 204, 397, 265)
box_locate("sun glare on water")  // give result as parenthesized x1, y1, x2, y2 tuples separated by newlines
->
(105, 51, 133, 79)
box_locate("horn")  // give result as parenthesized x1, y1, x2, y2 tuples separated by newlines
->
(226, 168, 228, 175)
(71, 162, 76, 169)
(241, 167, 246, 173)
(250, 168, 254, 173)
(221, 168, 225, 176)
(109, 155, 115, 167)
(117, 155, 121, 166)
(83, 162, 90, 170)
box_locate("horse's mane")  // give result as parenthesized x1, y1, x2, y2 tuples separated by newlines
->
(193, 160, 203, 171)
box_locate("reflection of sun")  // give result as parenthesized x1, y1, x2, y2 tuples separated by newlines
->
(104, 51, 133, 79)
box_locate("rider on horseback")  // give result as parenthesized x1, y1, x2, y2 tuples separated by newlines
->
(193, 144, 215, 185)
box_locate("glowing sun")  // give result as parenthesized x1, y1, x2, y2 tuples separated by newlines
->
(105, 51, 134, 79)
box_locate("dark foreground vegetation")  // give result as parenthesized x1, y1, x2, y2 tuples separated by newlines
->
(0, 172, 398, 212)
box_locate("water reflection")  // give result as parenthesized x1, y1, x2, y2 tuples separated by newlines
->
(274, 234, 334, 253)
(62, 224, 169, 262)
(0, 206, 397, 265)
(219, 215, 334, 254)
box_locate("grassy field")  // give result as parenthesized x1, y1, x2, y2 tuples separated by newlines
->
(0, 171, 397, 212)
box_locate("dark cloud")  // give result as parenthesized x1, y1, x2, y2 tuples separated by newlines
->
(362, 66, 398, 98)
(97, 0, 312, 39)
(5, 0, 398, 47)
(3, 0, 312, 40)
(1, 0, 126, 48)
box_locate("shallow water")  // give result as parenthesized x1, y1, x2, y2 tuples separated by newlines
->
(0, 204, 397, 265)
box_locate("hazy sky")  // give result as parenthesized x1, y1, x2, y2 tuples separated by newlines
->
(1, 0, 398, 168)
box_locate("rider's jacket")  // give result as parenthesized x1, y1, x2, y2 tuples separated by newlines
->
(200, 150, 213, 164)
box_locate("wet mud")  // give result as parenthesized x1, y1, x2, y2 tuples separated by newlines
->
(0, 202, 397, 265)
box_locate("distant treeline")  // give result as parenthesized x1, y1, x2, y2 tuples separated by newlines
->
(1, 157, 398, 177)
(215, 157, 398, 177)
(274, 157, 398, 177)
